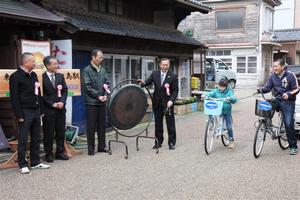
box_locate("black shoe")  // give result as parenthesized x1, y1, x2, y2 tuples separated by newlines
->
(153, 144, 161, 149)
(98, 148, 109, 153)
(88, 152, 95, 156)
(55, 153, 69, 160)
(169, 143, 175, 150)
(45, 153, 54, 163)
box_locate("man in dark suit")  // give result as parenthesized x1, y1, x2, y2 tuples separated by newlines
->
(9, 52, 50, 174)
(42, 56, 69, 162)
(140, 58, 179, 150)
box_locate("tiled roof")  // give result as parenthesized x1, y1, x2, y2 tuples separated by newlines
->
(0, 0, 65, 24)
(53, 7, 203, 46)
(274, 29, 300, 42)
(176, 0, 212, 12)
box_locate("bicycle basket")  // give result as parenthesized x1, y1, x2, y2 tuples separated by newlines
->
(255, 99, 273, 118)
(204, 100, 223, 116)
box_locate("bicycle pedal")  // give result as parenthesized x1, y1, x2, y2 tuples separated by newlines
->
(271, 135, 277, 140)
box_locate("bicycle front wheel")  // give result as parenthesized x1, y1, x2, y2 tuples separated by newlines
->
(221, 131, 230, 146)
(278, 125, 289, 150)
(204, 118, 215, 155)
(253, 120, 266, 158)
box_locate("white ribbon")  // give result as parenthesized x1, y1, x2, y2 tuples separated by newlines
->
(103, 84, 111, 94)
(57, 85, 62, 97)
(34, 82, 40, 95)
(164, 83, 170, 96)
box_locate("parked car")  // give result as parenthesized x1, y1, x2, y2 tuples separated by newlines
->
(205, 57, 237, 89)
(286, 65, 300, 84)
(286, 65, 300, 134)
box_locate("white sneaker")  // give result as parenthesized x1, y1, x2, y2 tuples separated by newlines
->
(20, 167, 30, 174)
(31, 163, 50, 169)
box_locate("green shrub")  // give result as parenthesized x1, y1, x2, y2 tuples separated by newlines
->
(175, 96, 197, 105)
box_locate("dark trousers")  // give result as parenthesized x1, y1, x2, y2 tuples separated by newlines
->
(17, 109, 41, 168)
(279, 100, 298, 149)
(154, 103, 176, 146)
(43, 110, 66, 155)
(86, 105, 106, 154)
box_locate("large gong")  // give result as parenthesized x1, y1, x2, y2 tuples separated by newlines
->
(108, 84, 148, 131)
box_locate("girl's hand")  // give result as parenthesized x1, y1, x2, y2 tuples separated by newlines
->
(226, 97, 231, 102)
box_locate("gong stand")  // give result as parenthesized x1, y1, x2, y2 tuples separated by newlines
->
(107, 80, 159, 159)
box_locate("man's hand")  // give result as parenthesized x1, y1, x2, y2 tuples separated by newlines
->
(283, 93, 289, 100)
(57, 102, 64, 109)
(257, 88, 262, 93)
(53, 103, 58, 108)
(18, 118, 24, 123)
(138, 79, 145, 86)
(99, 96, 107, 102)
(167, 100, 173, 108)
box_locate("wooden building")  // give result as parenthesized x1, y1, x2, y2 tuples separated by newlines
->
(0, 0, 211, 135)
(179, 0, 282, 87)
(274, 29, 300, 65)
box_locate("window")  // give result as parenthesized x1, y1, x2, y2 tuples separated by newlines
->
(116, 0, 123, 15)
(99, 0, 106, 12)
(216, 60, 228, 70)
(102, 57, 113, 85)
(237, 56, 257, 74)
(208, 50, 231, 56)
(90, 0, 106, 12)
(114, 57, 129, 88)
(237, 57, 246, 73)
(108, 0, 116, 14)
(216, 10, 244, 30)
(130, 58, 142, 80)
(89, 0, 123, 15)
(220, 58, 232, 69)
(247, 56, 257, 73)
(205, 59, 215, 81)
(265, 8, 274, 32)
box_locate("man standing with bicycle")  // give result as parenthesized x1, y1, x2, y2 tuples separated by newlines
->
(258, 59, 299, 155)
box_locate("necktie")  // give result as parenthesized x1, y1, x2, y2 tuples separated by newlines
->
(161, 73, 165, 86)
(50, 74, 55, 88)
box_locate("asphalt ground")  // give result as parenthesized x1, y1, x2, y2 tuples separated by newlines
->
(1, 88, 300, 200)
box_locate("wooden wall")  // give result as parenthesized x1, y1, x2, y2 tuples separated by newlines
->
(182, 0, 260, 46)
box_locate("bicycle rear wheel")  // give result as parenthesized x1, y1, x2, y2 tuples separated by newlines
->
(253, 120, 266, 158)
(278, 125, 289, 149)
(204, 118, 215, 154)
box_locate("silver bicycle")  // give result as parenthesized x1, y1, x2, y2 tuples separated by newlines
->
(204, 98, 231, 154)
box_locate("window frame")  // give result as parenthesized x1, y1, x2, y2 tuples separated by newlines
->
(265, 7, 274, 32)
(236, 56, 257, 74)
(215, 8, 246, 33)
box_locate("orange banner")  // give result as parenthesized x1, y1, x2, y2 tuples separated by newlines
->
(57, 69, 81, 96)
(0, 69, 81, 97)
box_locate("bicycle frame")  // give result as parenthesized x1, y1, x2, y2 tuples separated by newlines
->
(262, 112, 284, 137)
(209, 115, 226, 137)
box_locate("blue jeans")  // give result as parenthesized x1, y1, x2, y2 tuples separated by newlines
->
(276, 100, 298, 149)
(223, 114, 234, 141)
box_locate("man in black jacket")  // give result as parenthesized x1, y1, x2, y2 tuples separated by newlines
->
(140, 58, 179, 150)
(9, 52, 50, 174)
(82, 49, 109, 155)
(42, 56, 69, 162)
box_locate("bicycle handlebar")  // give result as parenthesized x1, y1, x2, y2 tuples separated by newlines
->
(205, 97, 230, 102)
(254, 90, 281, 102)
